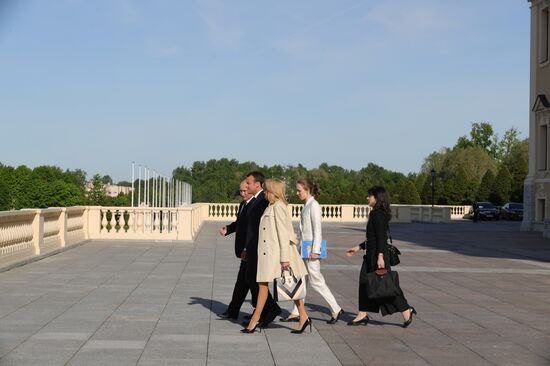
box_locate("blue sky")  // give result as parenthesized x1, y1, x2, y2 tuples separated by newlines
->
(0, 0, 530, 182)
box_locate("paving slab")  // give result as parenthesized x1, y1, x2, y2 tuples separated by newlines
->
(0, 220, 550, 365)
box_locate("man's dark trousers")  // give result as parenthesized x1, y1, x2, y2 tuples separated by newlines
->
(224, 200, 251, 318)
(226, 260, 249, 318)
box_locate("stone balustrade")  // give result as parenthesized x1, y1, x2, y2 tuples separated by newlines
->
(449, 205, 472, 219)
(0, 203, 464, 269)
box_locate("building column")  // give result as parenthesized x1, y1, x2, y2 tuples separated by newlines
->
(521, 178, 535, 231)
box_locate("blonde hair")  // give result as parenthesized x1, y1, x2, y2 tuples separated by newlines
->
(264, 179, 287, 205)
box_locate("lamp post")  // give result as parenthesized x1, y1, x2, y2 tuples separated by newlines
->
(430, 168, 436, 208)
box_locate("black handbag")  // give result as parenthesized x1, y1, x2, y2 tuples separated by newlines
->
(362, 268, 401, 299)
(360, 224, 401, 266)
(387, 226, 401, 266)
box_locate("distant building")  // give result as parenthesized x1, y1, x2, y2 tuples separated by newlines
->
(524, 0, 550, 236)
(105, 185, 132, 197)
(85, 183, 133, 198)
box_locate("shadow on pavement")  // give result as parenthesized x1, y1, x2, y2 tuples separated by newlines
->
(332, 221, 550, 263)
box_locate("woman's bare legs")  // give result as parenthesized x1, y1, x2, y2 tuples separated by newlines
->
(293, 299, 309, 329)
(247, 282, 268, 330)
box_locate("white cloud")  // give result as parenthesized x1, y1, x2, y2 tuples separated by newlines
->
(197, 0, 243, 48)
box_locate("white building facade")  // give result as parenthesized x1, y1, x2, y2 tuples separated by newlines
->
(523, 0, 550, 236)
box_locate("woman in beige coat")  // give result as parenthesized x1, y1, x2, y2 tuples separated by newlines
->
(242, 179, 311, 334)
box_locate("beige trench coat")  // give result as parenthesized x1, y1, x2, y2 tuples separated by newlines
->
(256, 201, 308, 283)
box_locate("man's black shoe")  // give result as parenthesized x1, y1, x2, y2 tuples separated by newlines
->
(262, 308, 282, 327)
(244, 314, 252, 320)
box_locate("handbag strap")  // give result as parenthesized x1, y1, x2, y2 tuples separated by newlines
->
(280, 267, 297, 282)
(363, 223, 392, 251)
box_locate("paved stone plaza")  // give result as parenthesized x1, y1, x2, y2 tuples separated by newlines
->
(0, 220, 549, 365)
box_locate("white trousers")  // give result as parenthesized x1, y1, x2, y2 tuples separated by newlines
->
(291, 259, 341, 316)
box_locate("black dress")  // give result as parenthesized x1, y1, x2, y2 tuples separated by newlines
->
(359, 209, 409, 316)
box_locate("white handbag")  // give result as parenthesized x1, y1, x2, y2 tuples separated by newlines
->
(273, 268, 306, 302)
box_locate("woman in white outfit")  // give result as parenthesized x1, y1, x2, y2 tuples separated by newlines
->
(281, 179, 344, 324)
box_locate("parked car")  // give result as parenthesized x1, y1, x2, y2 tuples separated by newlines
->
(470, 202, 500, 220)
(499, 202, 524, 220)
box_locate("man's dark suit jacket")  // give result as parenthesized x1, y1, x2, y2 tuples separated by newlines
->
(244, 191, 269, 258)
(225, 200, 250, 258)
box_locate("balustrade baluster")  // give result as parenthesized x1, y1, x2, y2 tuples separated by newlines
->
(136, 210, 143, 233)
(144, 208, 151, 232)
(161, 210, 167, 232)
(127, 210, 134, 233)
(154, 210, 160, 233)
(101, 210, 108, 232)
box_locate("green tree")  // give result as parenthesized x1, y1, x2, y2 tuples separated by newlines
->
(490, 166, 513, 205)
(454, 122, 501, 160)
(420, 174, 445, 204)
(0, 178, 11, 210)
(443, 168, 470, 204)
(65, 169, 87, 188)
(496, 127, 521, 163)
(477, 170, 495, 202)
(504, 139, 528, 202)
(88, 174, 107, 205)
(42, 180, 85, 207)
(394, 179, 421, 204)
(106, 193, 131, 206)
(455, 135, 474, 149)
(101, 175, 113, 185)
(470, 122, 495, 151)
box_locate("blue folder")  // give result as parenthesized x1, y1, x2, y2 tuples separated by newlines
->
(301, 240, 327, 259)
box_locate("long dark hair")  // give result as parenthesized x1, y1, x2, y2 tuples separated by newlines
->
(368, 186, 392, 221)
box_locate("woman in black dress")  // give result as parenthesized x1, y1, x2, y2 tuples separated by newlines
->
(346, 186, 417, 327)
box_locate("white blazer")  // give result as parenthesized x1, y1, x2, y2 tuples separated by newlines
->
(300, 197, 323, 255)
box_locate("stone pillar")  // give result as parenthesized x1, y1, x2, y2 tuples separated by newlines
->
(522, 178, 535, 231)
(59, 208, 67, 247)
(31, 210, 43, 255)
(86, 207, 102, 240)
(341, 205, 354, 222)
(176, 207, 193, 241)
(82, 207, 90, 240)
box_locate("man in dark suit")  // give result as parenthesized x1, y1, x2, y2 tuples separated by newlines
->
(243, 171, 281, 327)
(217, 180, 253, 320)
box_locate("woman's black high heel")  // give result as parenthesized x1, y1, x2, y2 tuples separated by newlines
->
(291, 318, 312, 334)
(403, 307, 417, 328)
(327, 309, 344, 324)
(347, 315, 370, 326)
(241, 320, 262, 333)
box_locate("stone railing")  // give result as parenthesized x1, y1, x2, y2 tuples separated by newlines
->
(0, 207, 89, 269)
(449, 205, 472, 219)
(88, 204, 210, 241)
(409, 205, 452, 223)
(0, 204, 210, 269)
(0, 203, 460, 269)
(206, 203, 456, 224)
